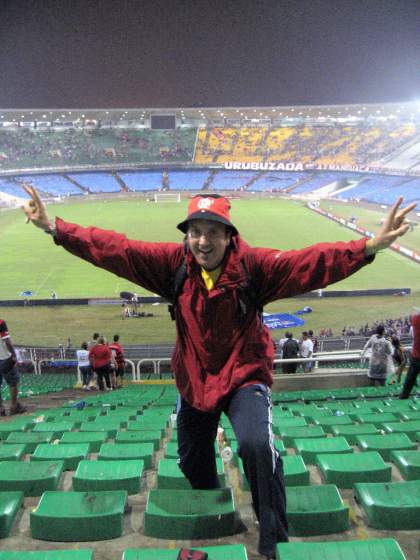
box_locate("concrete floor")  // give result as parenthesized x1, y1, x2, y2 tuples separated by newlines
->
(0, 383, 419, 560)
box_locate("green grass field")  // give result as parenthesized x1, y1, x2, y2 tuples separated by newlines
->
(1, 196, 419, 346)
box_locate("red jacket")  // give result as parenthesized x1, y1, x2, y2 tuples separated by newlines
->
(55, 218, 373, 411)
(89, 343, 112, 370)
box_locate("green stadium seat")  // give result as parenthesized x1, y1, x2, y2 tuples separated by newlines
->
(31, 443, 89, 470)
(80, 420, 122, 439)
(126, 421, 166, 437)
(356, 433, 417, 461)
(144, 488, 237, 539)
(282, 455, 310, 486)
(32, 421, 76, 439)
(275, 538, 407, 560)
(0, 460, 63, 496)
(273, 439, 287, 456)
(330, 423, 379, 444)
(381, 420, 420, 441)
(5, 432, 55, 453)
(397, 410, 420, 421)
(272, 417, 307, 435)
(30, 490, 127, 541)
(0, 491, 24, 538)
(157, 458, 225, 489)
(279, 426, 326, 447)
(98, 442, 154, 468)
(354, 480, 420, 530)
(163, 442, 179, 459)
(115, 430, 161, 450)
(0, 443, 26, 461)
(286, 484, 349, 536)
(391, 450, 420, 481)
(59, 431, 108, 452)
(316, 451, 392, 488)
(122, 544, 248, 560)
(0, 421, 32, 440)
(313, 415, 354, 432)
(73, 459, 143, 495)
(352, 412, 398, 427)
(293, 436, 353, 464)
(0, 551, 93, 559)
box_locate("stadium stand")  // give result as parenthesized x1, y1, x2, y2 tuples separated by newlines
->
(16, 174, 81, 197)
(67, 172, 120, 193)
(118, 171, 165, 191)
(166, 170, 212, 191)
(336, 174, 420, 204)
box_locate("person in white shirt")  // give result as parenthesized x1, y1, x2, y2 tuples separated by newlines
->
(77, 341, 92, 390)
(300, 331, 314, 372)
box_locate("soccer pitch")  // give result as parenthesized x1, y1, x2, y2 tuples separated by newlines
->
(2, 196, 419, 300)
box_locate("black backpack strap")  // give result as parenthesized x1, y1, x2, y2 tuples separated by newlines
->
(168, 241, 189, 321)
(238, 256, 263, 319)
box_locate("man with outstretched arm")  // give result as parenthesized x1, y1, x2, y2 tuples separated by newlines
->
(22, 186, 415, 559)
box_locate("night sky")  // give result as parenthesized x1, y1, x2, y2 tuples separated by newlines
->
(1, 0, 419, 109)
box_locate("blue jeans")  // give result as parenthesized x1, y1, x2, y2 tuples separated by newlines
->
(177, 383, 288, 557)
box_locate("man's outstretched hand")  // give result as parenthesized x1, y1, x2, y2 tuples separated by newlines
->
(21, 184, 55, 232)
(365, 197, 417, 256)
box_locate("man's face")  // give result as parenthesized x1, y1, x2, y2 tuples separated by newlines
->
(187, 219, 231, 270)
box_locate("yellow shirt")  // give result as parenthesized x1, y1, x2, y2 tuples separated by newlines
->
(201, 266, 221, 291)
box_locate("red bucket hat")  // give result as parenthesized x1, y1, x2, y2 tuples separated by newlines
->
(177, 194, 238, 235)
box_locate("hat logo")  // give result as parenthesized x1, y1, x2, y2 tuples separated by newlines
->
(197, 198, 214, 210)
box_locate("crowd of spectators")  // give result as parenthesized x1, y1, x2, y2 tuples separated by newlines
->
(194, 122, 419, 167)
(318, 315, 412, 338)
(0, 128, 195, 169)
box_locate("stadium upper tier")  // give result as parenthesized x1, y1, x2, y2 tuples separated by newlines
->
(1, 120, 420, 173)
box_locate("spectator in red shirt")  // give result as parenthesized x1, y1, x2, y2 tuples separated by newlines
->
(88, 336, 112, 391)
(109, 334, 125, 389)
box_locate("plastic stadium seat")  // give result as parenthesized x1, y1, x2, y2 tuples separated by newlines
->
(32, 422, 76, 439)
(0, 443, 26, 461)
(381, 420, 420, 441)
(279, 426, 326, 447)
(115, 430, 161, 450)
(157, 458, 225, 489)
(354, 412, 399, 427)
(356, 433, 417, 461)
(391, 450, 420, 480)
(0, 421, 32, 440)
(286, 484, 349, 535)
(80, 420, 122, 439)
(316, 451, 392, 488)
(31, 443, 89, 470)
(122, 544, 248, 560)
(293, 436, 353, 464)
(59, 431, 108, 452)
(144, 488, 237, 539)
(330, 423, 379, 444)
(238, 457, 308, 491)
(0, 551, 93, 559)
(30, 490, 127, 541)
(98, 442, 154, 468)
(275, 538, 407, 560)
(0, 491, 24, 538)
(5, 432, 55, 453)
(397, 410, 420, 421)
(313, 415, 354, 433)
(163, 442, 180, 459)
(274, 439, 287, 456)
(354, 480, 420, 529)
(73, 460, 143, 495)
(0, 460, 63, 497)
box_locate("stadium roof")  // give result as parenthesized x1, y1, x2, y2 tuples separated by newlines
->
(1, 101, 420, 127)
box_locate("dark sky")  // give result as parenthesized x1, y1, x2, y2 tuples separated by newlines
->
(1, 0, 419, 108)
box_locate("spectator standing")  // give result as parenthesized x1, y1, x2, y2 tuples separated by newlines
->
(77, 342, 92, 390)
(361, 324, 393, 386)
(0, 319, 26, 415)
(391, 334, 407, 384)
(300, 331, 314, 372)
(281, 332, 299, 374)
(23, 187, 415, 560)
(399, 309, 420, 399)
(109, 334, 125, 389)
(88, 336, 112, 391)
